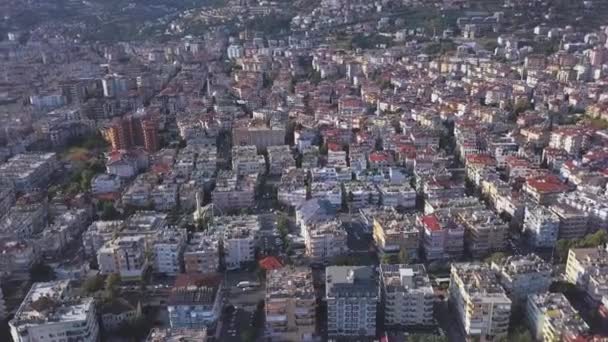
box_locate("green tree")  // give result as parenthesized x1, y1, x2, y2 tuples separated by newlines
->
(407, 334, 448, 342)
(80, 169, 95, 191)
(555, 230, 608, 262)
(398, 246, 410, 264)
(105, 273, 121, 300)
(100, 202, 121, 220)
(485, 252, 507, 265)
(30, 262, 56, 282)
(501, 327, 534, 342)
(82, 274, 105, 294)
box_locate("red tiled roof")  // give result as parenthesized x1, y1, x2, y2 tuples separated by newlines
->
(421, 215, 441, 232)
(259, 256, 283, 270)
(525, 174, 569, 194)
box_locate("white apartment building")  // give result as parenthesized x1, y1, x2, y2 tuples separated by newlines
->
(9, 280, 99, 342)
(419, 214, 465, 261)
(82, 220, 125, 256)
(0, 181, 16, 218)
(267, 145, 295, 176)
(0, 282, 6, 320)
(376, 182, 416, 208)
(211, 171, 256, 211)
(211, 215, 260, 270)
(304, 220, 347, 264)
(184, 233, 219, 274)
(232, 145, 265, 176)
(492, 254, 552, 303)
(524, 205, 560, 248)
(97, 235, 148, 280)
(91, 173, 122, 194)
(449, 263, 511, 342)
(526, 293, 589, 342)
(326, 266, 378, 337)
(558, 191, 608, 231)
(151, 183, 179, 211)
(309, 182, 342, 208)
(327, 146, 348, 168)
(152, 231, 185, 275)
(380, 264, 434, 326)
(565, 247, 608, 300)
(0, 152, 58, 193)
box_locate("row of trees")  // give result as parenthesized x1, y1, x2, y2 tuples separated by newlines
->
(555, 230, 608, 262)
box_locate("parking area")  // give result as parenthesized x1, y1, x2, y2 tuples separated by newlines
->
(221, 307, 257, 341)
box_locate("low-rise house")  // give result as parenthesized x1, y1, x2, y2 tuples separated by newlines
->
(167, 274, 222, 330)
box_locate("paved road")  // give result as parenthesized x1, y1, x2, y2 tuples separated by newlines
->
(221, 308, 256, 342)
(434, 300, 465, 342)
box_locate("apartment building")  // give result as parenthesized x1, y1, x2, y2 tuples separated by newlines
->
(309, 182, 342, 208)
(0, 284, 5, 320)
(0, 181, 16, 218)
(232, 145, 265, 176)
(380, 264, 434, 327)
(0, 203, 48, 240)
(167, 275, 222, 330)
(526, 293, 589, 342)
(419, 213, 465, 261)
(449, 263, 511, 342)
(151, 183, 179, 211)
(266, 267, 316, 341)
(523, 205, 560, 248)
(376, 182, 417, 208)
(327, 143, 348, 168)
(267, 145, 295, 176)
(91, 173, 122, 194)
(370, 208, 419, 260)
(0, 152, 58, 193)
(211, 215, 260, 270)
(558, 191, 608, 231)
(9, 280, 99, 342)
(344, 181, 379, 209)
(97, 235, 148, 280)
(211, 171, 256, 212)
(326, 266, 378, 337)
(304, 219, 348, 264)
(565, 247, 608, 297)
(277, 168, 308, 208)
(232, 119, 285, 150)
(301, 146, 320, 169)
(456, 209, 508, 258)
(421, 175, 466, 206)
(550, 202, 589, 240)
(0, 240, 40, 280)
(146, 328, 207, 341)
(184, 233, 219, 274)
(151, 230, 185, 276)
(492, 254, 552, 303)
(523, 175, 570, 205)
